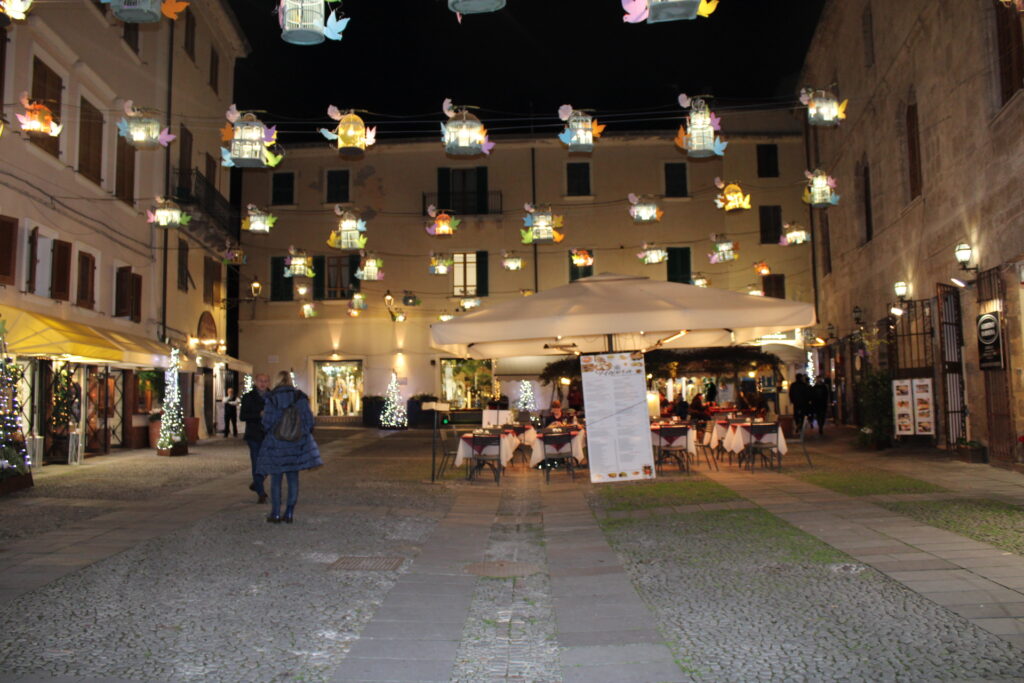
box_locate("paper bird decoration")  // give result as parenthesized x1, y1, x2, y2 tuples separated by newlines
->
(117, 100, 175, 148)
(713, 177, 751, 212)
(521, 204, 565, 244)
(800, 87, 848, 127)
(162, 0, 188, 20)
(803, 170, 840, 208)
(328, 206, 369, 250)
(676, 94, 727, 158)
(279, 1, 349, 44)
(557, 105, 605, 153)
(323, 10, 350, 40)
(220, 107, 283, 168)
(16, 92, 62, 137)
(319, 106, 376, 152)
(628, 193, 663, 222)
(442, 100, 494, 156)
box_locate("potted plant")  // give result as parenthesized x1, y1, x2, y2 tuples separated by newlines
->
(954, 438, 987, 463)
(407, 393, 438, 429)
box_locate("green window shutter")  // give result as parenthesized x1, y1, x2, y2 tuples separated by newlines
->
(666, 247, 691, 284)
(437, 168, 451, 209)
(348, 254, 362, 295)
(475, 166, 489, 214)
(312, 256, 325, 300)
(270, 256, 292, 301)
(475, 250, 489, 296)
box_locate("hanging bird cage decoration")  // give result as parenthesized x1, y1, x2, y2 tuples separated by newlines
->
(780, 221, 810, 246)
(675, 94, 727, 158)
(356, 253, 385, 281)
(279, 0, 349, 45)
(425, 205, 461, 236)
(301, 303, 318, 319)
(100, 0, 188, 23)
(637, 243, 668, 265)
(222, 244, 247, 266)
(521, 204, 565, 244)
(571, 249, 594, 267)
(441, 99, 495, 156)
(502, 251, 524, 271)
(402, 291, 421, 307)
(117, 100, 175, 149)
(623, 0, 718, 24)
(708, 234, 738, 264)
(557, 105, 605, 153)
(713, 177, 751, 212)
(460, 297, 482, 310)
(753, 261, 771, 276)
(448, 0, 505, 14)
(0, 0, 35, 22)
(284, 248, 315, 278)
(628, 193, 663, 223)
(428, 253, 454, 275)
(438, 312, 454, 322)
(16, 93, 61, 137)
(691, 273, 710, 288)
(800, 87, 848, 127)
(147, 197, 190, 228)
(319, 106, 376, 153)
(243, 205, 277, 234)
(1000, 0, 1024, 10)
(803, 169, 840, 208)
(220, 106, 282, 168)
(327, 206, 368, 250)
(348, 292, 367, 312)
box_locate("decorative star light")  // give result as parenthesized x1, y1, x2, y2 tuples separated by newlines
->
(117, 100, 175, 149)
(429, 253, 454, 275)
(220, 105, 282, 168)
(284, 247, 314, 278)
(441, 99, 494, 156)
(780, 222, 809, 246)
(355, 253, 385, 281)
(243, 205, 277, 234)
(521, 203, 565, 244)
(675, 94, 727, 158)
(147, 197, 190, 228)
(637, 243, 668, 265)
(571, 248, 594, 267)
(800, 87, 848, 127)
(502, 251, 524, 271)
(319, 106, 376, 152)
(622, 0, 718, 24)
(279, 0, 350, 45)
(713, 177, 751, 212)
(557, 105, 605, 153)
(628, 193, 663, 223)
(708, 234, 738, 264)
(16, 93, 62, 137)
(803, 169, 840, 208)
(327, 206, 368, 250)
(99, 0, 188, 22)
(425, 205, 461, 236)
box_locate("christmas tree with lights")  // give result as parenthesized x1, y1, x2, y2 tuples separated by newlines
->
(0, 322, 32, 484)
(157, 348, 186, 452)
(380, 371, 407, 429)
(515, 380, 536, 413)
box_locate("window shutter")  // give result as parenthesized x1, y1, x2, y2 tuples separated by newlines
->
(475, 166, 489, 214)
(76, 252, 95, 309)
(177, 238, 189, 291)
(666, 247, 691, 284)
(270, 256, 292, 301)
(116, 136, 135, 203)
(437, 168, 451, 209)
(50, 240, 72, 301)
(312, 256, 325, 300)
(906, 103, 923, 199)
(756, 144, 779, 178)
(664, 163, 688, 197)
(131, 273, 142, 322)
(78, 98, 104, 185)
(995, 2, 1024, 105)
(31, 58, 61, 158)
(862, 163, 874, 243)
(26, 227, 38, 293)
(475, 250, 489, 297)
(0, 216, 16, 286)
(348, 254, 362, 294)
(759, 206, 783, 244)
(819, 213, 832, 276)
(763, 274, 786, 299)
(115, 266, 132, 317)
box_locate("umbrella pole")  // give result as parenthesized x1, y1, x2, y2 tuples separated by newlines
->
(606, 334, 614, 352)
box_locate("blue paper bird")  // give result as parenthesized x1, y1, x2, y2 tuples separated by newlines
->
(319, 128, 339, 141)
(829, 193, 841, 206)
(323, 12, 350, 41)
(440, 122, 448, 141)
(713, 138, 728, 156)
(116, 118, 129, 139)
(220, 147, 235, 168)
(557, 128, 574, 146)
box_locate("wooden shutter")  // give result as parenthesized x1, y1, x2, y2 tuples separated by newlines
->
(49, 240, 72, 301)
(437, 168, 451, 210)
(475, 166, 489, 214)
(312, 256, 325, 300)
(0, 216, 16, 286)
(756, 144, 779, 178)
(762, 274, 786, 299)
(819, 213, 832, 276)
(995, 1, 1024, 105)
(31, 57, 62, 158)
(348, 254, 362, 295)
(184, 9, 196, 59)
(664, 163, 688, 197)
(78, 98, 104, 185)
(131, 273, 142, 322)
(209, 47, 219, 93)
(178, 125, 193, 174)
(270, 256, 292, 301)
(862, 163, 874, 242)
(475, 250, 489, 296)
(759, 206, 783, 244)
(115, 136, 135, 203)
(666, 247, 691, 284)
(177, 238, 189, 291)
(115, 266, 132, 317)
(26, 227, 38, 293)
(906, 103, 923, 200)
(76, 252, 95, 309)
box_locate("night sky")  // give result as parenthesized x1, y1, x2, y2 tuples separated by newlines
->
(228, 0, 826, 141)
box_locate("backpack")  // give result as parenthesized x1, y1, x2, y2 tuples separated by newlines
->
(273, 392, 304, 442)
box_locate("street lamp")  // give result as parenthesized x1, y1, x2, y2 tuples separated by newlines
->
(893, 281, 909, 300)
(852, 306, 864, 326)
(250, 278, 263, 298)
(954, 243, 978, 273)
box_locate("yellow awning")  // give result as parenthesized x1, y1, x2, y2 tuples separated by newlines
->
(0, 305, 170, 367)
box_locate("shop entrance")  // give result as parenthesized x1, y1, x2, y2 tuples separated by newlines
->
(313, 360, 364, 416)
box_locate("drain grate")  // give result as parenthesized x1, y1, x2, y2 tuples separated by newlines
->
(464, 560, 543, 578)
(329, 556, 405, 571)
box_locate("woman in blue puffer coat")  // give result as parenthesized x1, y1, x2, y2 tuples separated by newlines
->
(256, 371, 322, 523)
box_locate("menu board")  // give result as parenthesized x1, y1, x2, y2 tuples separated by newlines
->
(892, 378, 935, 436)
(581, 352, 656, 483)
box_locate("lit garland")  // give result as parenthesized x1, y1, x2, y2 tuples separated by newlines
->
(0, 350, 31, 478)
(380, 371, 407, 428)
(157, 349, 185, 450)
(243, 374, 254, 394)
(515, 379, 536, 413)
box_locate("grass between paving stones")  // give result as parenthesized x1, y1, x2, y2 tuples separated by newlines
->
(791, 453, 946, 496)
(876, 498, 1024, 557)
(596, 476, 742, 511)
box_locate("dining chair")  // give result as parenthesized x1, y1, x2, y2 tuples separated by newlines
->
(656, 426, 691, 473)
(787, 419, 813, 467)
(747, 423, 781, 470)
(538, 432, 575, 483)
(469, 434, 502, 484)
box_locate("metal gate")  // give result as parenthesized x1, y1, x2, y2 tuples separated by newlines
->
(936, 284, 967, 446)
(977, 268, 1015, 464)
(86, 366, 110, 453)
(887, 299, 934, 378)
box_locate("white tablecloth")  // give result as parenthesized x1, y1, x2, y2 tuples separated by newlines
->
(650, 428, 697, 456)
(455, 433, 520, 467)
(703, 421, 730, 450)
(723, 424, 788, 456)
(530, 430, 586, 467)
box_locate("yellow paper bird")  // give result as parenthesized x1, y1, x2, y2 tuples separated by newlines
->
(552, 215, 565, 229)
(219, 122, 234, 143)
(161, 0, 189, 20)
(697, 0, 718, 18)
(591, 119, 606, 138)
(837, 99, 849, 121)
(552, 230, 566, 244)
(264, 149, 283, 167)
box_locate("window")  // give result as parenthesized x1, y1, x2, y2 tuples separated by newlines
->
(271, 172, 294, 205)
(862, 4, 875, 68)
(26, 227, 38, 294)
(664, 163, 688, 197)
(78, 97, 104, 185)
(203, 257, 221, 305)
(316, 254, 360, 299)
(666, 247, 691, 284)
(439, 359, 495, 409)
(436, 167, 490, 214)
(50, 240, 72, 301)
(123, 22, 139, 53)
(453, 251, 489, 296)
(568, 249, 593, 282)
(820, 212, 832, 276)
(762, 274, 786, 299)
(115, 136, 135, 203)
(566, 162, 591, 196)
(31, 57, 62, 158)
(183, 8, 196, 60)
(756, 144, 779, 178)
(115, 266, 141, 322)
(178, 124, 193, 172)
(77, 251, 96, 309)
(209, 47, 219, 93)
(0, 216, 15, 286)
(326, 169, 350, 203)
(759, 206, 783, 244)
(905, 102, 923, 200)
(994, 1, 1024, 105)
(177, 238, 189, 292)
(270, 256, 293, 301)
(861, 160, 874, 243)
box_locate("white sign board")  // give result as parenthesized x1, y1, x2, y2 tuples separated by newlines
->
(892, 378, 935, 436)
(892, 379, 914, 436)
(581, 353, 656, 483)
(911, 378, 935, 436)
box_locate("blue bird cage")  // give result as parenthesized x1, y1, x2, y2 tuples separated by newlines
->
(281, 0, 325, 45)
(448, 0, 506, 14)
(109, 0, 162, 23)
(647, 0, 701, 23)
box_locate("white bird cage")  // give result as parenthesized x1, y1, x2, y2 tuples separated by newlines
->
(230, 114, 268, 168)
(530, 210, 555, 243)
(110, 0, 162, 23)
(639, 247, 668, 265)
(334, 211, 365, 250)
(685, 99, 716, 158)
(565, 111, 593, 152)
(281, 0, 326, 45)
(502, 254, 524, 271)
(285, 252, 313, 278)
(448, 0, 506, 14)
(245, 207, 274, 234)
(444, 109, 485, 156)
(647, 0, 701, 23)
(630, 196, 661, 223)
(125, 114, 162, 148)
(807, 90, 841, 127)
(152, 199, 183, 228)
(808, 170, 833, 207)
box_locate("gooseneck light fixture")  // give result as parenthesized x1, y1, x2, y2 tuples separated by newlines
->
(954, 242, 978, 273)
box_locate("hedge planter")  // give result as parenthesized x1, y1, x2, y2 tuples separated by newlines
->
(0, 472, 34, 497)
(156, 441, 189, 457)
(956, 446, 987, 464)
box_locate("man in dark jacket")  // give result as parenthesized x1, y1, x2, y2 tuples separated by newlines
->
(240, 373, 270, 503)
(789, 374, 813, 431)
(812, 377, 832, 435)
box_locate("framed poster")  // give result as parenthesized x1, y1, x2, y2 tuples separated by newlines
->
(892, 378, 935, 436)
(581, 352, 656, 483)
(911, 378, 935, 436)
(892, 379, 915, 436)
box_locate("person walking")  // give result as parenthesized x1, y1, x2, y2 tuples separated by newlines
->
(223, 387, 239, 437)
(789, 374, 813, 431)
(240, 374, 270, 503)
(812, 376, 832, 435)
(256, 371, 322, 524)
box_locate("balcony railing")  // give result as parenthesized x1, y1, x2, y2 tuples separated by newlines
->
(172, 167, 238, 239)
(422, 191, 502, 217)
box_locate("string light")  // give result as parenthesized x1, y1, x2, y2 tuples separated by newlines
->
(380, 371, 407, 428)
(157, 349, 185, 451)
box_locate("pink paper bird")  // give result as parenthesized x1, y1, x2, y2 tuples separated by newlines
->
(327, 105, 343, 121)
(827, 176, 837, 188)
(622, 0, 648, 23)
(456, 12, 463, 23)
(481, 136, 495, 155)
(710, 112, 721, 131)
(226, 104, 240, 123)
(158, 128, 176, 146)
(146, 209, 157, 222)
(442, 98, 455, 118)
(678, 93, 691, 109)
(365, 127, 377, 146)
(558, 104, 574, 121)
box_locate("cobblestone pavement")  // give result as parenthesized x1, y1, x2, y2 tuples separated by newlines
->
(1, 428, 1023, 681)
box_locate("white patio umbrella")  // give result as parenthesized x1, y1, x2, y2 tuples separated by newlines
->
(430, 273, 816, 358)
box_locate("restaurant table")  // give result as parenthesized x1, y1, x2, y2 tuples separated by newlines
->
(650, 424, 697, 456)
(530, 429, 586, 467)
(723, 422, 788, 465)
(502, 423, 537, 446)
(703, 420, 731, 450)
(455, 431, 520, 468)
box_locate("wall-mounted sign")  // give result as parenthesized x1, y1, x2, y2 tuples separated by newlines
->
(977, 312, 1004, 370)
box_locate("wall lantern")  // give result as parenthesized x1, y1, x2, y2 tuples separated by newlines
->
(637, 244, 668, 265)
(623, 0, 718, 24)
(429, 253, 454, 275)
(222, 244, 246, 266)
(251, 278, 263, 298)
(220, 106, 282, 168)
(708, 233, 738, 264)
(99, 0, 188, 23)
(691, 274, 710, 288)
(0, 0, 35, 22)
(327, 206, 368, 250)
(713, 178, 750, 212)
(893, 281, 909, 300)
(557, 105, 605, 153)
(852, 305, 864, 326)
(356, 253, 385, 281)
(449, 0, 505, 14)
(753, 261, 771, 276)
(425, 204, 461, 236)
(16, 93, 62, 137)
(800, 87, 848, 127)
(284, 248, 315, 278)
(319, 106, 375, 152)
(280, 0, 349, 45)
(117, 100, 174, 148)
(675, 94, 727, 158)
(521, 204, 565, 244)
(803, 169, 840, 208)
(243, 205, 277, 234)
(147, 197, 190, 228)
(954, 242, 978, 273)
(628, 193, 663, 223)
(781, 221, 809, 245)
(502, 252, 524, 271)
(571, 249, 594, 267)
(441, 99, 494, 156)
